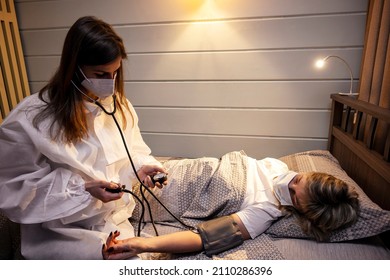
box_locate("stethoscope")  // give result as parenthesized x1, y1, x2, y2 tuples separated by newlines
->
(71, 81, 195, 236)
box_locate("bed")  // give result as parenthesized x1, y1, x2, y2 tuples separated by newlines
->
(130, 94, 390, 260)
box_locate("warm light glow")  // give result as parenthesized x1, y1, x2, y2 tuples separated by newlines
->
(169, 0, 236, 52)
(184, 0, 221, 22)
(315, 59, 325, 68)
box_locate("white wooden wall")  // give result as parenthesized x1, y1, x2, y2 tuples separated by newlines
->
(15, 0, 368, 159)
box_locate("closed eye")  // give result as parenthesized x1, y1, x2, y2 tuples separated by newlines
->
(289, 188, 302, 210)
(289, 189, 298, 207)
(95, 70, 118, 79)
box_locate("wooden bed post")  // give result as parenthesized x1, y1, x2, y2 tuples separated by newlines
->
(0, 0, 30, 124)
(329, 94, 390, 210)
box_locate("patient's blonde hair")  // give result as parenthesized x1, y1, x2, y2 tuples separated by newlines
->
(287, 172, 359, 241)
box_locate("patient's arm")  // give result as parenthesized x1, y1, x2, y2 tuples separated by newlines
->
(231, 213, 251, 240)
(103, 230, 203, 260)
(102, 214, 251, 260)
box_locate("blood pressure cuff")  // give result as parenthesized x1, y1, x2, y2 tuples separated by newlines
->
(196, 215, 243, 257)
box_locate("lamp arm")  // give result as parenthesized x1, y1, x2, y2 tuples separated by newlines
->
(323, 55, 354, 94)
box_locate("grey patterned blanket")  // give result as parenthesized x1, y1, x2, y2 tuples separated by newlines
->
(130, 151, 285, 260)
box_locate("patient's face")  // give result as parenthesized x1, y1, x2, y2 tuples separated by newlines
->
(288, 173, 309, 212)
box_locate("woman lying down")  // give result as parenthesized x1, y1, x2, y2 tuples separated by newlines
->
(102, 155, 359, 259)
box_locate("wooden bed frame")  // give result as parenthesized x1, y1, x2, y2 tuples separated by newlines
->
(328, 94, 390, 246)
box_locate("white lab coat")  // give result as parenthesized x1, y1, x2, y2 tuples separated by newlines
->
(0, 92, 161, 259)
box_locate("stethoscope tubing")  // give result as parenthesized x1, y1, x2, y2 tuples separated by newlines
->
(95, 95, 195, 236)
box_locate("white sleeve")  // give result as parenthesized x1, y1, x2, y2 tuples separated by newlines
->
(236, 202, 282, 239)
(0, 119, 92, 224)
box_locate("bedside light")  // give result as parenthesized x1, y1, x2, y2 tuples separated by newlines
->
(315, 55, 359, 96)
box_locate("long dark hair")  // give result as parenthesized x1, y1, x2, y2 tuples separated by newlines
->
(33, 16, 129, 143)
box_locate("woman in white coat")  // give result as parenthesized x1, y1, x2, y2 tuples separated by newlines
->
(0, 16, 166, 259)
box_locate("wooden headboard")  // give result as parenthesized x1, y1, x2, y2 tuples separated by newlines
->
(328, 94, 390, 211)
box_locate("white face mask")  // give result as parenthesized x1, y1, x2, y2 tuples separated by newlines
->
(79, 67, 116, 99)
(272, 171, 297, 206)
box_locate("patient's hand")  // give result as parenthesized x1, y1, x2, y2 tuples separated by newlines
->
(102, 231, 144, 260)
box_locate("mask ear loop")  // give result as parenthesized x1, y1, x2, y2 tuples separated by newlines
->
(77, 66, 90, 83)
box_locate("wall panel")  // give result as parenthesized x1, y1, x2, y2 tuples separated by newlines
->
(142, 134, 327, 158)
(137, 109, 329, 137)
(124, 81, 357, 108)
(25, 49, 363, 82)
(16, 0, 368, 28)
(21, 14, 366, 56)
